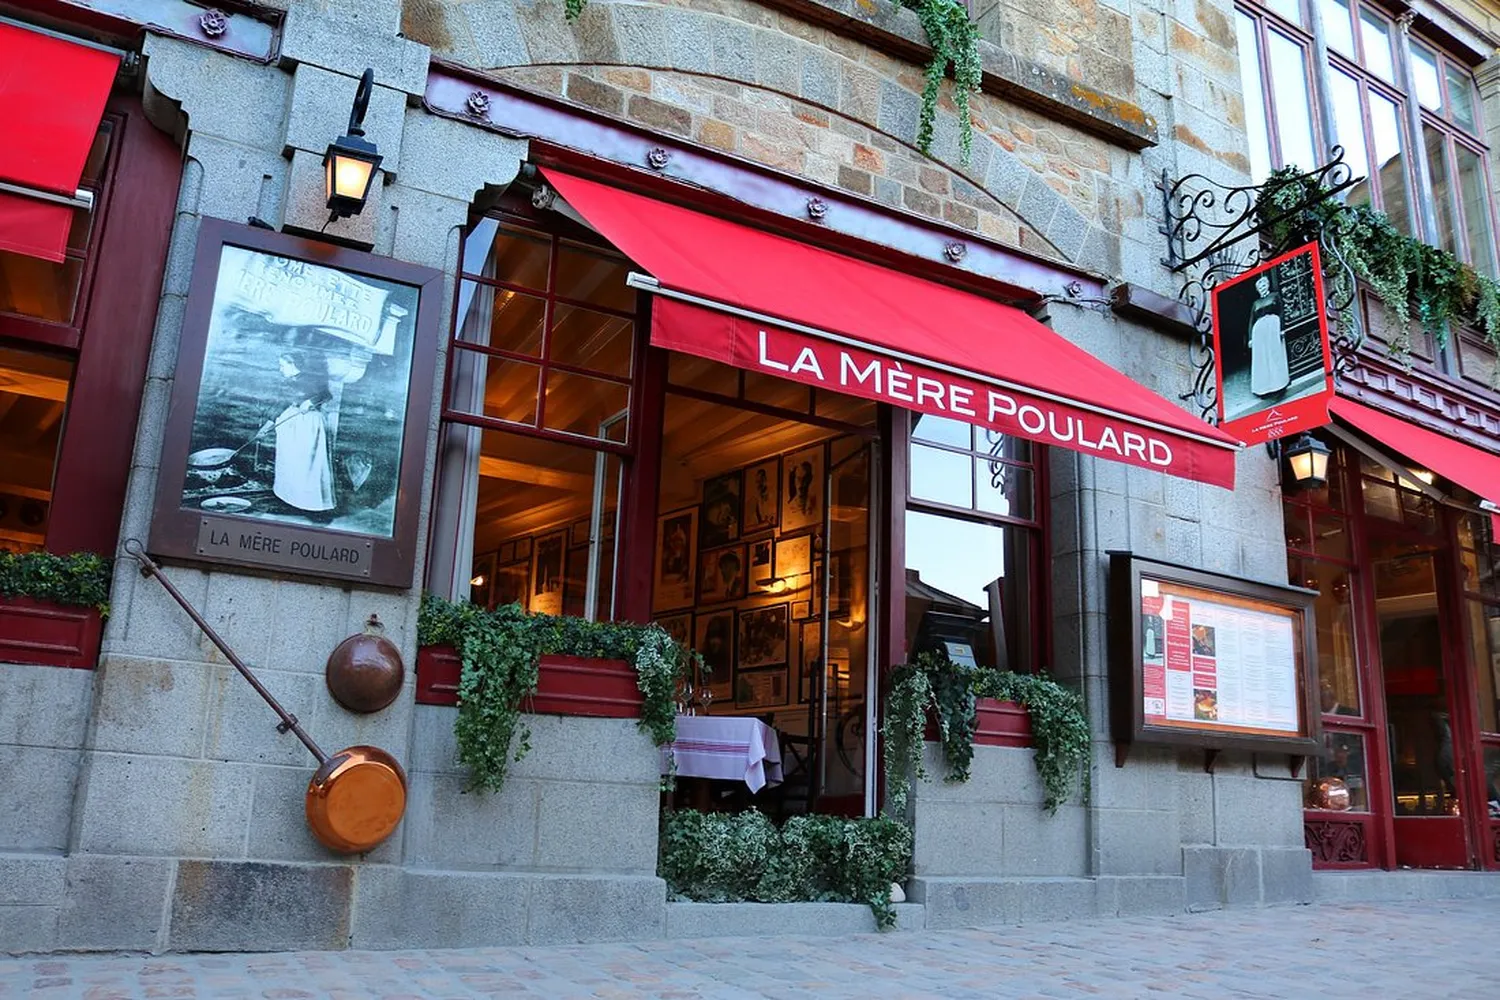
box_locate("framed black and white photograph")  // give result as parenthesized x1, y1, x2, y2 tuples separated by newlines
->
(655, 612, 692, 650)
(748, 537, 774, 594)
(739, 603, 790, 670)
(735, 667, 788, 711)
(493, 551, 530, 609)
(569, 518, 590, 549)
(742, 458, 780, 534)
(698, 544, 747, 603)
(149, 219, 442, 586)
(775, 534, 813, 594)
(531, 530, 566, 616)
(782, 444, 825, 534)
(695, 609, 736, 684)
(799, 619, 822, 703)
(700, 470, 743, 548)
(653, 507, 698, 613)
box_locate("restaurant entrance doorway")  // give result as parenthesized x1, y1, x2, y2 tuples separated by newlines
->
(654, 354, 879, 817)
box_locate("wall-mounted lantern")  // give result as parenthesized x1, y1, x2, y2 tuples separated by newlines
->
(323, 68, 381, 220)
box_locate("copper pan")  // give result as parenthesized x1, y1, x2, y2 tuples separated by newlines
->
(124, 540, 407, 854)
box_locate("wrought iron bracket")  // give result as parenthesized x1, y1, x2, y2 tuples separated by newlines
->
(1155, 149, 1366, 421)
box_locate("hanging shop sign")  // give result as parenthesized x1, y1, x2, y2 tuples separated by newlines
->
(149, 218, 442, 587)
(1108, 552, 1322, 769)
(1211, 242, 1334, 446)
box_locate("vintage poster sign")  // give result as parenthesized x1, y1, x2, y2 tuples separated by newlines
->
(1110, 553, 1321, 761)
(1211, 242, 1335, 446)
(150, 220, 442, 588)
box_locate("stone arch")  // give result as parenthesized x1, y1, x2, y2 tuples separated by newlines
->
(405, 0, 1116, 270)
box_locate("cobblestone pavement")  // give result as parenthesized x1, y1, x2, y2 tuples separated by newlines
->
(2, 899, 1497, 999)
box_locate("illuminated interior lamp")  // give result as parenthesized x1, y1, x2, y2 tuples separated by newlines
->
(323, 68, 382, 220)
(470, 574, 486, 587)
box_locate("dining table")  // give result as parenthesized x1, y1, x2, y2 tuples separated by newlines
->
(662, 714, 784, 793)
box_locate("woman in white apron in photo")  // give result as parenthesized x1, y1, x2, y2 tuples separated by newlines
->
(264, 350, 336, 514)
(1248, 273, 1290, 397)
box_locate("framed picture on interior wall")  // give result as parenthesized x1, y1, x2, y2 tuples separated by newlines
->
(653, 507, 698, 612)
(569, 518, 590, 549)
(562, 544, 589, 618)
(748, 537, 774, 594)
(498, 541, 514, 563)
(742, 457, 781, 534)
(655, 612, 693, 650)
(735, 667, 789, 711)
(492, 553, 530, 609)
(695, 609, 736, 692)
(530, 530, 566, 616)
(148, 218, 443, 586)
(739, 603, 790, 670)
(698, 544, 747, 603)
(775, 534, 813, 595)
(700, 469, 743, 547)
(781, 443, 825, 535)
(799, 620, 822, 703)
(468, 551, 496, 609)
(515, 536, 532, 560)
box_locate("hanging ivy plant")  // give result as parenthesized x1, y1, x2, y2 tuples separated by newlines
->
(0, 551, 112, 617)
(882, 651, 1090, 815)
(418, 594, 699, 794)
(1256, 168, 1500, 373)
(561, 0, 982, 164)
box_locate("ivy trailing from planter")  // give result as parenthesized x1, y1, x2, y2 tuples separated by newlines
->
(1256, 168, 1500, 373)
(0, 551, 112, 616)
(882, 650, 1089, 815)
(659, 808, 913, 928)
(418, 594, 698, 793)
(561, 0, 982, 163)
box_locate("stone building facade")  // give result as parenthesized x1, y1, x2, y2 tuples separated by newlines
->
(3, 0, 1500, 955)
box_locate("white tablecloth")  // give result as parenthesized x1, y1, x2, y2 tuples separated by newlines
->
(663, 715, 784, 792)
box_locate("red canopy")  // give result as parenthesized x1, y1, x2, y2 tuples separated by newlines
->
(1331, 396, 1500, 526)
(0, 23, 119, 262)
(542, 169, 1239, 488)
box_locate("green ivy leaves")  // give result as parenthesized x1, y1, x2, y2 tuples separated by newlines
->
(0, 551, 112, 616)
(418, 594, 695, 794)
(882, 651, 1090, 814)
(904, 0, 982, 163)
(658, 808, 913, 928)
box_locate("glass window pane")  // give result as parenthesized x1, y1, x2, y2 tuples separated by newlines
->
(1267, 31, 1318, 172)
(1313, 509, 1351, 560)
(1456, 146, 1496, 276)
(978, 428, 1031, 465)
(550, 304, 634, 377)
(906, 511, 1032, 671)
(1306, 730, 1370, 810)
(1369, 93, 1412, 234)
(1266, 0, 1301, 23)
(1361, 479, 1401, 522)
(0, 252, 84, 324)
(460, 350, 540, 426)
(1446, 63, 1477, 131)
(1320, 0, 1355, 55)
(555, 242, 634, 313)
(1467, 600, 1500, 733)
(910, 443, 972, 508)
(454, 281, 545, 356)
(1328, 70, 1370, 206)
(1358, 10, 1394, 81)
(1284, 501, 1311, 550)
(911, 413, 971, 448)
(976, 462, 1033, 521)
(462, 223, 549, 287)
(0, 345, 74, 552)
(1292, 558, 1361, 715)
(543, 370, 629, 440)
(1424, 127, 1459, 256)
(1236, 13, 1274, 182)
(1411, 45, 1443, 111)
(79, 123, 112, 189)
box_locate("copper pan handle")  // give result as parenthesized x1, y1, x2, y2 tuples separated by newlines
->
(123, 539, 329, 765)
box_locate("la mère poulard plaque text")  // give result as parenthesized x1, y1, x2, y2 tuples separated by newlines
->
(1107, 552, 1322, 769)
(148, 220, 443, 587)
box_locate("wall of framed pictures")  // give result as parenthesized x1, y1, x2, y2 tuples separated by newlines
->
(469, 514, 615, 620)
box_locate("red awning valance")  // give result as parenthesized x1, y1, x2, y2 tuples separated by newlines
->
(1330, 396, 1500, 517)
(542, 168, 1240, 488)
(0, 22, 119, 263)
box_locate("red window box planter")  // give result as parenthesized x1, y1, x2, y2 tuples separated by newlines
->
(0, 596, 103, 669)
(923, 698, 1034, 748)
(415, 644, 642, 719)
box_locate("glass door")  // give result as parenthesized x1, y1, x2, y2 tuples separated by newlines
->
(1371, 534, 1475, 867)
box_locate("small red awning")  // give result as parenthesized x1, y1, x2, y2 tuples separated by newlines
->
(0, 23, 119, 262)
(542, 169, 1240, 488)
(1331, 396, 1500, 524)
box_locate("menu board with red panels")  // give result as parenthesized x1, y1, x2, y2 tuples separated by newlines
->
(1140, 577, 1301, 737)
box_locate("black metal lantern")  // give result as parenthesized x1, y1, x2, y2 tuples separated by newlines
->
(323, 68, 381, 220)
(1283, 433, 1331, 491)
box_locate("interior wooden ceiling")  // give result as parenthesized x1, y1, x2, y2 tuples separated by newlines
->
(0, 346, 71, 501)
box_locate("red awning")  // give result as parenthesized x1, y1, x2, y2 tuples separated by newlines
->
(1330, 396, 1500, 518)
(542, 169, 1240, 488)
(0, 23, 119, 263)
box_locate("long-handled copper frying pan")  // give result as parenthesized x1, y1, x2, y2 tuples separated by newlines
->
(124, 540, 406, 854)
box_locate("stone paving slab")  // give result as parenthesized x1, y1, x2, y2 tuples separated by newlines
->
(2, 899, 1497, 998)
